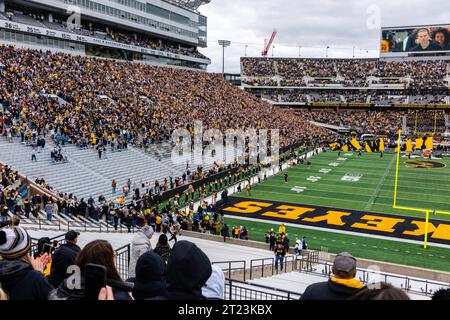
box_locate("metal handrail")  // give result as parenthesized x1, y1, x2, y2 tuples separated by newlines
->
(16, 213, 138, 234)
(249, 257, 275, 280)
(212, 260, 247, 281)
(225, 278, 299, 300)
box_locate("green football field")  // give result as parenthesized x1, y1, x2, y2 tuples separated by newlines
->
(235, 151, 450, 220)
(223, 151, 450, 272)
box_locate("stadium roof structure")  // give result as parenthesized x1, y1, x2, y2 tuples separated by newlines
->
(164, 0, 211, 11)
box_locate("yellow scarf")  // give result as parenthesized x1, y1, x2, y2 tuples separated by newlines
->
(331, 277, 365, 289)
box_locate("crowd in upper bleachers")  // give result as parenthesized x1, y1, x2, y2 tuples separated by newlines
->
(242, 57, 449, 89)
(0, 10, 208, 60)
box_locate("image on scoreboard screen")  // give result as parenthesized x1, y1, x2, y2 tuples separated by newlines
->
(381, 24, 450, 55)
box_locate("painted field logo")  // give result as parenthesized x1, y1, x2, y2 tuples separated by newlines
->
(341, 173, 363, 182)
(291, 186, 307, 193)
(405, 160, 446, 169)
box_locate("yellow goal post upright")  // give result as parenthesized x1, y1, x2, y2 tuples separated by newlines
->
(392, 129, 450, 249)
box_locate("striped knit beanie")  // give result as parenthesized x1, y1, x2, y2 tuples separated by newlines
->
(0, 226, 31, 260)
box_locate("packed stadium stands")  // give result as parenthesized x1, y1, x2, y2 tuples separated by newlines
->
(241, 57, 450, 106)
(0, 45, 334, 149)
(1, 0, 450, 304)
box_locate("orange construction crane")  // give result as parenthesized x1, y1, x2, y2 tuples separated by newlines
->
(262, 29, 277, 57)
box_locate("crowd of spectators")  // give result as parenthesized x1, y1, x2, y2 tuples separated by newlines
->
(295, 109, 405, 133)
(241, 57, 449, 89)
(0, 45, 333, 151)
(406, 110, 447, 133)
(1, 10, 208, 60)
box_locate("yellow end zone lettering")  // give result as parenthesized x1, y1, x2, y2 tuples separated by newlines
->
(351, 215, 405, 233)
(302, 210, 351, 226)
(431, 224, 450, 241)
(403, 221, 436, 237)
(262, 205, 316, 220)
(223, 201, 272, 214)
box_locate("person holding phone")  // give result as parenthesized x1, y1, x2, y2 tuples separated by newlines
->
(49, 240, 132, 300)
(0, 226, 54, 300)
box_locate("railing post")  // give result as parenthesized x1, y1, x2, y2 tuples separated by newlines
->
(271, 257, 274, 276)
(243, 261, 246, 282)
(250, 260, 253, 280)
(84, 220, 87, 232)
(58, 220, 61, 231)
(261, 259, 264, 278)
(39, 218, 41, 229)
(229, 280, 232, 301)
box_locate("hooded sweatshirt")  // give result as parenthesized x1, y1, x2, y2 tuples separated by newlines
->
(165, 241, 212, 300)
(128, 231, 152, 278)
(202, 265, 225, 300)
(0, 259, 53, 300)
(132, 251, 167, 300)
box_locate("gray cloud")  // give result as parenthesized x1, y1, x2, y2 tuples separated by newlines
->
(198, 0, 449, 73)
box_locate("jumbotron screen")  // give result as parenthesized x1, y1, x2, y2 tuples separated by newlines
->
(381, 24, 450, 56)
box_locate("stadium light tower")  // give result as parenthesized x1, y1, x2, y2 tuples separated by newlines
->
(218, 40, 231, 74)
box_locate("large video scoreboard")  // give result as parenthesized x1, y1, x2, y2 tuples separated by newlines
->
(381, 24, 450, 57)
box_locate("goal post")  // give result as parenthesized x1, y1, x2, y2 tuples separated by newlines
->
(392, 129, 450, 249)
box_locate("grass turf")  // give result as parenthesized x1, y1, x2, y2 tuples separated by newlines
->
(224, 151, 450, 272)
(234, 151, 450, 220)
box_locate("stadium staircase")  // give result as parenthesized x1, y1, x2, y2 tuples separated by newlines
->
(0, 136, 181, 202)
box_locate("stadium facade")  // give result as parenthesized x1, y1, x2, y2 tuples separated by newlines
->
(0, 0, 210, 69)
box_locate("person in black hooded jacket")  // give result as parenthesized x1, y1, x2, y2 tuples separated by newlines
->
(160, 240, 212, 300)
(132, 251, 167, 300)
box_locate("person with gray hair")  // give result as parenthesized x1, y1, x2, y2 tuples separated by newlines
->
(128, 225, 154, 280)
(300, 252, 365, 300)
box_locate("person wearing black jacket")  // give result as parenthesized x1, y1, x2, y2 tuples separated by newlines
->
(132, 252, 167, 300)
(221, 224, 229, 242)
(300, 252, 365, 300)
(411, 29, 443, 52)
(48, 231, 81, 288)
(159, 241, 212, 300)
(0, 226, 54, 300)
(274, 243, 286, 272)
(269, 230, 276, 251)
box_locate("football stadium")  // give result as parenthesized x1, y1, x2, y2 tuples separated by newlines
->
(0, 0, 450, 307)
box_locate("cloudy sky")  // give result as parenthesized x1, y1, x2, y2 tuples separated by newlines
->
(198, 0, 449, 73)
